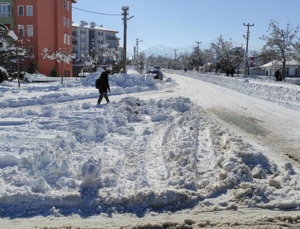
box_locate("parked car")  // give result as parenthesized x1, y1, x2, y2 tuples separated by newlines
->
(146, 69, 163, 80)
(153, 66, 161, 70)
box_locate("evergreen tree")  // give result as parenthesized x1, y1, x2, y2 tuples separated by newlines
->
(49, 66, 59, 77)
(27, 61, 39, 74)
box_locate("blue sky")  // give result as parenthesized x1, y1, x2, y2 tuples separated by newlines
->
(72, 0, 300, 52)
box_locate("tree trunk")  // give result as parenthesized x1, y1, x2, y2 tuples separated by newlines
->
(282, 61, 286, 78)
(17, 47, 20, 88)
(61, 62, 63, 85)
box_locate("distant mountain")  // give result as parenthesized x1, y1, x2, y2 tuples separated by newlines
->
(127, 45, 195, 58)
(143, 45, 193, 57)
(127, 42, 261, 58)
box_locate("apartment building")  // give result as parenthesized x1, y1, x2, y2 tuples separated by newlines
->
(11, 0, 76, 77)
(0, 0, 14, 30)
(72, 21, 120, 65)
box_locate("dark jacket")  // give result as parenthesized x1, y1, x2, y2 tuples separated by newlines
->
(99, 71, 110, 93)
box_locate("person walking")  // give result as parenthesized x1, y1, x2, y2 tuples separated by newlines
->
(275, 69, 280, 81)
(97, 70, 111, 105)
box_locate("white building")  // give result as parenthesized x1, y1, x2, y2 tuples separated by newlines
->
(72, 21, 121, 65)
(260, 60, 300, 76)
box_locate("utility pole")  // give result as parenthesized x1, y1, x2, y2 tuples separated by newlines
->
(165, 54, 168, 68)
(243, 23, 254, 75)
(195, 41, 202, 71)
(136, 39, 142, 72)
(122, 6, 134, 73)
(173, 49, 178, 69)
(173, 49, 177, 59)
(136, 38, 142, 58)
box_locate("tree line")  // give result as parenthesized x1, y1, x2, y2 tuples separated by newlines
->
(135, 21, 300, 77)
(1, 20, 300, 83)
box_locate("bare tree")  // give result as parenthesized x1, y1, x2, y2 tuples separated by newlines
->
(136, 51, 146, 73)
(293, 40, 300, 64)
(260, 20, 299, 78)
(211, 35, 242, 75)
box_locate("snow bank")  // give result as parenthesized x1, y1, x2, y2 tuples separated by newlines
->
(1, 97, 300, 217)
(167, 70, 300, 111)
(0, 72, 176, 109)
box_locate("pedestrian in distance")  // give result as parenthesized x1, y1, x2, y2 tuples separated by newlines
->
(97, 70, 111, 105)
(275, 69, 281, 81)
(230, 68, 234, 77)
(226, 69, 230, 76)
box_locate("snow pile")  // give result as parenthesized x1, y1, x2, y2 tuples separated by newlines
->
(0, 72, 176, 109)
(25, 73, 51, 82)
(167, 70, 300, 111)
(81, 71, 163, 92)
(1, 96, 300, 217)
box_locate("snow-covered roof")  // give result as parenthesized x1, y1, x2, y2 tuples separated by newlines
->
(72, 22, 118, 33)
(260, 60, 300, 68)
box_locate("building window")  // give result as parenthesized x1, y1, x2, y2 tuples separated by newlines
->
(63, 17, 66, 27)
(18, 25, 24, 36)
(27, 5, 33, 16)
(63, 0, 66, 8)
(67, 1, 70, 11)
(18, 5, 24, 16)
(0, 3, 10, 17)
(67, 35, 70, 45)
(67, 19, 70, 28)
(64, 34, 67, 44)
(27, 25, 33, 37)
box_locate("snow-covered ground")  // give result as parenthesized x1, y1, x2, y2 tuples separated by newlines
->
(1, 69, 300, 228)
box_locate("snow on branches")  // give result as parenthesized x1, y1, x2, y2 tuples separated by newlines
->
(43, 47, 75, 84)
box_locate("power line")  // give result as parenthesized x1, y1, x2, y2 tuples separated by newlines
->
(72, 7, 122, 16)
(48, 0, 122, 16)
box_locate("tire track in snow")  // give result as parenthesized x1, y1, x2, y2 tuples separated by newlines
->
(195, 117, 226, 190)
(161, 113, 199, 191)
(116, 134, 151, 190)
(144, 122, 170, 188)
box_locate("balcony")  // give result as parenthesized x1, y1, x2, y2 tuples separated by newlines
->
(106, 36, 118, 41)
(72, 32, 78, 36)
(72, 40, 78, 45)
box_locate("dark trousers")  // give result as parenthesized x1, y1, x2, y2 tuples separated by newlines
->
(97, 92, 110, 104)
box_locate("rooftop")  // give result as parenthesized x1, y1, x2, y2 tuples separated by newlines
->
(72, 21, 118, 33)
